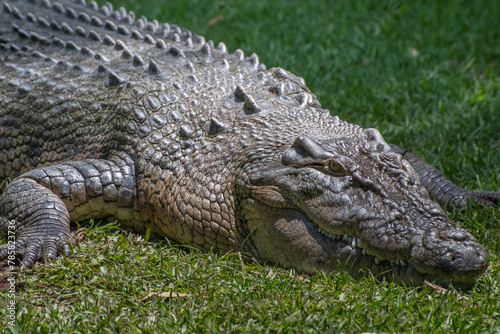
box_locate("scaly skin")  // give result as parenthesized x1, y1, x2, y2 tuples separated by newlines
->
(0, 0, 498, 288)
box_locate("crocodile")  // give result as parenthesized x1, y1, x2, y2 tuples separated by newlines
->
(0, 0, 498, 289)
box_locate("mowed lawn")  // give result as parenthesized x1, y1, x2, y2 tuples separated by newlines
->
(1, 0, 499, 332)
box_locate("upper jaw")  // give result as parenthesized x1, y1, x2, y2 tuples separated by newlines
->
(313, 214, 489, 287)
(314, 221, 487, 288)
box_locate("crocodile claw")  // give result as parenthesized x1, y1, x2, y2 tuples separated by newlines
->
(0, 235, 71, 269)
(471, 191, 500, 208)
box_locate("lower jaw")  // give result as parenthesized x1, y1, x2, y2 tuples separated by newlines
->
(315, 234, 477, 289)
(315, 226, 480, 289)
(344, 250, 478, 290)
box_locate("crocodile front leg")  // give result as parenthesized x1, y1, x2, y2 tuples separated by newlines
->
(0, 153, 138, 267)
(0, 177, 71, 267)
(390, 144, 500, 209)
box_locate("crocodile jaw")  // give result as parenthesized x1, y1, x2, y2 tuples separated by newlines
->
(240, 195, 488, 288)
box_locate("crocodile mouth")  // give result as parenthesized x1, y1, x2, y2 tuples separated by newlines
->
(317, 227, 410, 267)
(241, 187, 486, 289)
(313, 222, 485, 289)
(313, 224, 430, 285)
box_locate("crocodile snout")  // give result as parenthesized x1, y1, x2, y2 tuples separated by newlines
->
(411, 227, 489, 284)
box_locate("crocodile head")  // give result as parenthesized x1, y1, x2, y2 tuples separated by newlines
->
(238, 127, 488, 289)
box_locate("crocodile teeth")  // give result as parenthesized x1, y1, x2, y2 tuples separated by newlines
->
(320, 230, 341, 240)
(317, 228, 409, 268)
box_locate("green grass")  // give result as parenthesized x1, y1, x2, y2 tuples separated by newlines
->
(2, 0, 500, 332)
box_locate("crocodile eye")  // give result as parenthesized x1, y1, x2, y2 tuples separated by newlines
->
(328, 160, 347, 176)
